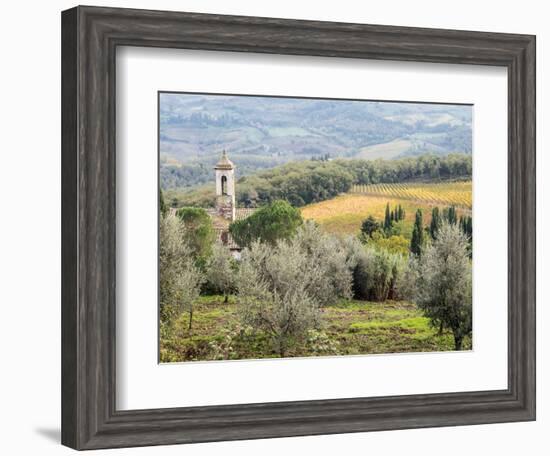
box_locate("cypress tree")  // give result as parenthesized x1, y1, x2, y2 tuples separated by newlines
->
(384, 203, 392, 232)
(159, 188, 167, 217)
(430, 207, 441, 240)
(410, 209, 424, 256)
(446, 206, 457, 225)
(466, 216, 472, 238)
(398, 204, 404, 221)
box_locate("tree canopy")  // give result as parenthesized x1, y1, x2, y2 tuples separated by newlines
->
(175, 207, 215, 264)
(229, 200, 303, 248)
(410, 209, 424, 257)
(159, 214, 203, 331)
(414, 223, 472, 350)
(172, 153, 472, 209)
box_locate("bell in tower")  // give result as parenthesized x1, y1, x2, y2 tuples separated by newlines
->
(214, 150, 236, 221)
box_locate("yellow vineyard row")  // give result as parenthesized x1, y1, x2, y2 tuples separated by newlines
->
(350, 181, 472, 209)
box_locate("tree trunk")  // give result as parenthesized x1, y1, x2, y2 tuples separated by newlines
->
(454, 333, 463, 351)
(188, 309, 193, 332)
(438, 321, 444, 335)
(278, 340, 286, 358)
(224, 294, 228, 304)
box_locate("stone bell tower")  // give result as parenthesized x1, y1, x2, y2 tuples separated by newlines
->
(214, 150, 235, 221)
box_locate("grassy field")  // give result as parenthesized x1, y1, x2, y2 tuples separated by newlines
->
(301, 181, 471, 236)
(160, 296, 469, 363)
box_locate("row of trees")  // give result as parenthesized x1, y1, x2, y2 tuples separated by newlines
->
(160, 199, 473, 355)
(236, 153, 472, 208)
(384, 203, 405, 232)
(429, 206, 472, 241)
(358, 200, 472, 259)
(360, 203, 406, 240)
(171, 153, 472, 209)
(412, 206, 472, 257)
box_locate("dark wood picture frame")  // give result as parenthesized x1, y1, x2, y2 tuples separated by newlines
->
(61, 5, 536, 450)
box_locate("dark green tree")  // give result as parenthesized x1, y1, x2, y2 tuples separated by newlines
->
(384, 203, 392, 232)
(229, 200, 303, 248)
(410, 209, 424, 256)
(397, 204, 404, 221)
(429, 207, 442, 239)
(465, 216, 472, 238)
(176, 207, 215, 264)
(361, 215, 379, 238)
(459, 215, 473, 239)
(444, 206, 457, 225)
(159, 188, 168, 217)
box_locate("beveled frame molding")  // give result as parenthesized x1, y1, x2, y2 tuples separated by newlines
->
(61, 6, 536, 450)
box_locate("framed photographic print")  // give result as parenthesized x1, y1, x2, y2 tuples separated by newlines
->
(61, 6, 536, 450)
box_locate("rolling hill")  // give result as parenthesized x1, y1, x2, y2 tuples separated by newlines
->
(160, 93, 472, 190)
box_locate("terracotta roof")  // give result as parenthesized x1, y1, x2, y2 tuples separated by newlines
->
(211, 208, 257, 251)
(235, 208, 257, 220)
(205, 209, 228, 229)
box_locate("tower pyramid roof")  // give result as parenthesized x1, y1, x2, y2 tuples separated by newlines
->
(214, 150, 234, 170)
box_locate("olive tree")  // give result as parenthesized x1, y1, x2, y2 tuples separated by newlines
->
(351, 245, 406, 302)
(159, 213, 203, 332)
(394, 255, 419, 302)
(236, 241, 321, 357)
(235, 222, 353, 356)
(415, 222, 472, 350)
(290, 221, 354, 307)
(206, 241, 236, 303)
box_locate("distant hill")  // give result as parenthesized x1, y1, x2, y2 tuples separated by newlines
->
(160, 93, 472, 190)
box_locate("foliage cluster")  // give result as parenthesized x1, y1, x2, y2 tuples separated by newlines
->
(159, 198, 472, 358)
(407, 223, 472, 350)
(159, 214, 203, 333)
(229, 200, 303, 248)
(175, 207, 215, 266)
(237, 153, 472, 208)
(170, 153, 472, 209)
